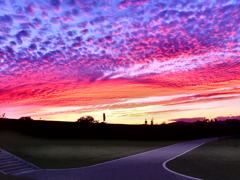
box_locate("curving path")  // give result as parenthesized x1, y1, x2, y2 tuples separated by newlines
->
(17, 137, 219, 180)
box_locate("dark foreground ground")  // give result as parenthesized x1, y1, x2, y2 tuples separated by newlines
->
(1, 118, 240, 140)
(0, 173, 33, 180)
(20, 138, 217, 180)
(1, 118, 240, 180)
(1, 118, 238, 168)
(0, 131, 180, 169)
(167, 136, 240, 180)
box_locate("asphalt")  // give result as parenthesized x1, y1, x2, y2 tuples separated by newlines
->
(18, 137, 218, 180)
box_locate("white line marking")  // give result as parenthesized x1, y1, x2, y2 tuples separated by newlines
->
(162, 138, 219, 180)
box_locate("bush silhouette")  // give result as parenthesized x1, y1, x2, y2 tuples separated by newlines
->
(76, 116, 98, 124)
(19, 116, 33, 121)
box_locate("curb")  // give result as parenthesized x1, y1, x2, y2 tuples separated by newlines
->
(162, 137, 219, 180)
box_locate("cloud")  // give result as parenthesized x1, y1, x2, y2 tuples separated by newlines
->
(101, 51, 240, 80)
(0, 0, 240, 122)
(215, 115, 240, 121)
(50, 0, 61, 9)
(171, 117, 206, 123)
(0, 15, 13, 24)
(118, 0, 149, 9)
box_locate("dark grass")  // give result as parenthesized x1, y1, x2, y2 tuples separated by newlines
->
(167, 136, 240, 180)
(0, 131, 180, 169)
(0, 173, 34, 180)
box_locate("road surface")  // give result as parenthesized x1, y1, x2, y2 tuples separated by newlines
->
(18, 137, 218, 180)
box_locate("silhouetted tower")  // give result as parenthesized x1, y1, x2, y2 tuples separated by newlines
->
(103, 113, 106, 122)
(151, 118, 154, 125)
(145, 118, 147, 125)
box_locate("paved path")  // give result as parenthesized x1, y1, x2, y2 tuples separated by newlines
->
(18, 137, 218, 180)
(0, 149, 39, 175)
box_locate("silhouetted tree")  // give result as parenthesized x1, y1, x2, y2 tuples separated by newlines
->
(144, 118, 147, 125)
(19, 116, 33, 120)
(0, 113, 5, 119)
(77, 116, 98, 124)
(151, 118, 154, 125)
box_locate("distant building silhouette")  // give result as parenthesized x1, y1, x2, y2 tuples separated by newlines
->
(145, 118, 147, 125)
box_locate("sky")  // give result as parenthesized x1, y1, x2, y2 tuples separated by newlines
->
(0, 0, 240, 124)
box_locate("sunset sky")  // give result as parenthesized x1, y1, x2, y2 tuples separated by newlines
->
(1, 0, 240, 124)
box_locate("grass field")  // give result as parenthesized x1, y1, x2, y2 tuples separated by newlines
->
(0, 131, 180, 169)
(167, 136, 240, 180)
(0, 173, 33, 180)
